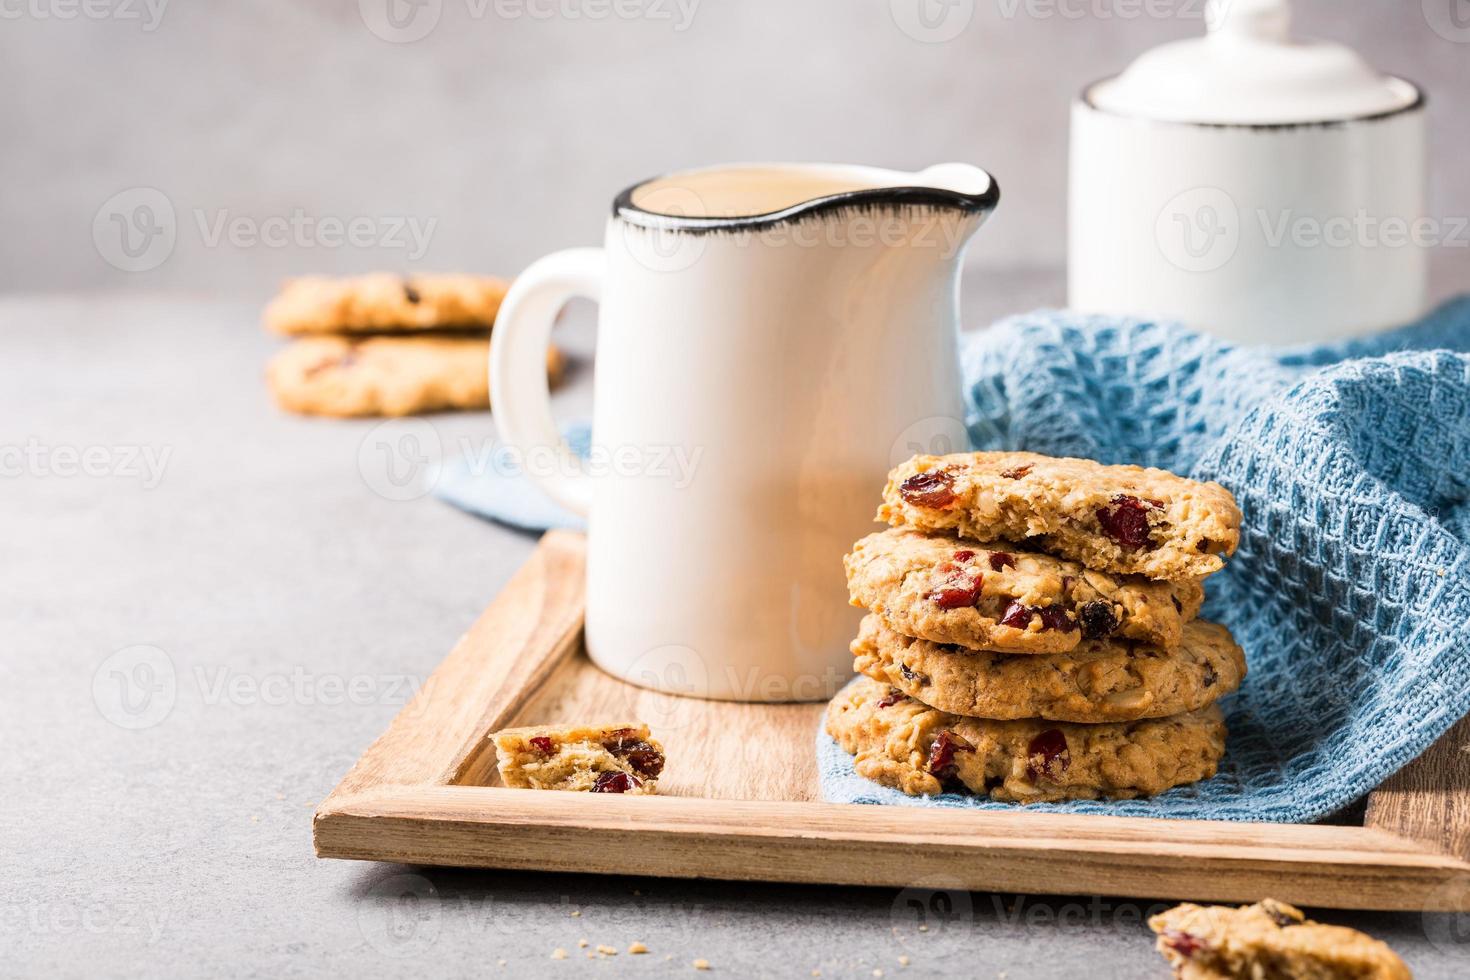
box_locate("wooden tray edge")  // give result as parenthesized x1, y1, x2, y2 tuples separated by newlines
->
(313, 530, 1470, 911)
(315, 784, 1470, 911)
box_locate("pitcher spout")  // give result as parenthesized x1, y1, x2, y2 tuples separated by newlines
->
(894, 162, 1000, 252)
(904, 162, 1001, 216)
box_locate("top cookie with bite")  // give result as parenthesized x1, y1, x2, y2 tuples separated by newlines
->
(878, 452, 1240, 581)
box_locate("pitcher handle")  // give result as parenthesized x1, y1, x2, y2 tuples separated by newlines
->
(489, 247, 603, 517)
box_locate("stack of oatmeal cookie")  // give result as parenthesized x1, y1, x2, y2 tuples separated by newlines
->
(262, 272, 562, 417)
(827, 451, 1245, 804)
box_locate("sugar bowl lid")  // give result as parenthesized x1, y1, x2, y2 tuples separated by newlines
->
(1086, 0, 1420, 125)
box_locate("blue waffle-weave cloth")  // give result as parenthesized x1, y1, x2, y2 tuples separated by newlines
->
(817, 298, 1470, 821)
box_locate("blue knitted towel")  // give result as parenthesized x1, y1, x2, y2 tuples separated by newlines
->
(433, 300, 1470, 823)
(818, 298, 1470, 822)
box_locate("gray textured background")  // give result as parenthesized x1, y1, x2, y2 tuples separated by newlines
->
(3, 0, 1468, 296)
(7, 3, 1470, 978)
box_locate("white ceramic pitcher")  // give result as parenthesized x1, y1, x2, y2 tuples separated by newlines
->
(490, 162, 998, 701)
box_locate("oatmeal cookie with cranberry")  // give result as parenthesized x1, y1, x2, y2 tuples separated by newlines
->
(845, 528, 1203, 653)
(852, 614, 1244, 722)
(267, 334, 562, 417)
(263, 273, 511, 335)
(825, 676, 1225, 802)
(491, 723, 664, 795)
(1149, 899, 1410, 979)
(878, 452, 1241, 581)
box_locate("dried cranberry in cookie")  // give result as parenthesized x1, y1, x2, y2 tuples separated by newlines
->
(897, 662, 925, 684)
(926, 729, 975, 780)
(897, 470, 957, 508)
(1159, 930, 1211, 959)
(1077, 600, 1120, 640)
(1095, 494, 1159, 550)
(301, 346, 360, 378)
(927, 563, 983, 609)
(591, 771, 641, 793)
(601, 728, 665, 778)
(998, 601, 1075, 633)
(1026, 729, 1070, 781)
(996, 601, 1031, 629)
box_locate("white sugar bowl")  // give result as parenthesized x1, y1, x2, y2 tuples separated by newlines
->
(1068, 0, 1427, 345)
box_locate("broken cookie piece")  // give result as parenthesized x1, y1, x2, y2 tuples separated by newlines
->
(491, 723, 665, 794)
(1149, 899, 1411, 979)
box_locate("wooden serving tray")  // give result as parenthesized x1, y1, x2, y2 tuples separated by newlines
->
(314, 531, 1470, 911)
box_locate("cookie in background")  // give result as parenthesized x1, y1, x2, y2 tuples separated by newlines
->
(267, 335, 564, 418)
(260, 272, 564, 418)
(263, 272, 509, 335)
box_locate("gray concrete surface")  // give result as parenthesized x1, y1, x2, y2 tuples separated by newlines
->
(5, 282, 1469, 978)
(3, 0, 1469, 293)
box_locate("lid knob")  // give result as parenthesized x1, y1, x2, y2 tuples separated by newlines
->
(1207, 0, 1291, 44)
